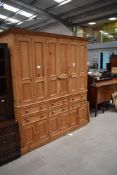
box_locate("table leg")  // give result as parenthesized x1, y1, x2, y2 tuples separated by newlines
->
(102, 102, 105, 113)
(95, 104, 97, 117)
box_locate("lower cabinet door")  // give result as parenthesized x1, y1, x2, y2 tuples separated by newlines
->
(78, 102, 87, 124)
(21, 123, 37, 148)
(60, 112, 69, 133)
(50, 115, 61, 138)
(36, 119, 49, 145)
(69, 109, 79, 129)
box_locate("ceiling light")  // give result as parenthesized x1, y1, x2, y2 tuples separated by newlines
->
(18, 10, 33, 17)
(6, 18, 20, 23)
(0, 14, 7, 19)
(3, 3, 19, 12)
(59, 0, 72, 6)
(54, 0, 64, 2)
(54, 0, 72, 5)
(108, 17, 116, 21)
(17, 21, 23, 25)
(88, 22, 96, 25)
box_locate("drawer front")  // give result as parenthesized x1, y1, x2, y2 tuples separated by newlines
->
(81, 93, 87, 101)
(70, 102, 81, 110)
(21, 112, 48, 125)
(0, 125, 18, 137)
(19, 105, 39, 116)
(70, 94, 81, 103)
(0, 133, 18, 149)
(19, 103, 48, 116)
(49, 106, 68, 117)
(0, 145, 20, 163)
(39, 103, 48, 112)
(49, 97, 68, 109)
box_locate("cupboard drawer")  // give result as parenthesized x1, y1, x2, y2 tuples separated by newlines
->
(21, 112, 48, 125)
(19, 105, 39, 116)
(70, 102, 81, 110)
(49, 97, 68, 109)
(39, 103, 48, 112)
(0, 145, 20, 163)
(70, 94, 81, 103)
(0, 133, 18, 149)
(81, 93, 87, 101)
(19, 103, 48, 116)
(49, 106, 68, 117)
(0, 125, 18, 137)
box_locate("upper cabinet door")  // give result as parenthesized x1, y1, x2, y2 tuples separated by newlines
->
(16, 37, 34, 105)
(78, 42, 87, 75)
(78, 42, 87, 92)
(32, 38, 47, 102)
(47, 38, 58, 98)
(69, 41, 78, 93)
(58, 39, 69, 96)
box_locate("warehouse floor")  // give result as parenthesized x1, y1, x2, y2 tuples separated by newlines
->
(1, 109, 117, 175)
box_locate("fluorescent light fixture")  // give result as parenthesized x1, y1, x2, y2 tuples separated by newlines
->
(108, 17, 116, 21)
(54, 0, 72, 5)
(30, 15, 37, 19)
(3, 3, 19, 12)
(54, 0, 64, 2)
(0, 14, 7, 19)
(18, 10, 33, 17)
(88, 22, 96, 25)
(17, 21, 23, 25)
(6, 18, 20, 23)
(59, 0, 72, 5)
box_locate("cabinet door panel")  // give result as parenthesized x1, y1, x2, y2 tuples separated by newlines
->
(69, 43, 78, 93)
(16, 38, 34, 104)
(47, 40, 58, 97)
(21, 123, 36, 147)
(50, 116, 61, 138)
(36, 120, 49, 144)
(70, 109, 79, 128)
(78, 43, 87, 92)
(78, 43, 87, 74)
(78, 75, 87, 92)
(60, 112, 69, 133)
(78, 103, 87, 123)
(32, 39, 46, 101)
(58, 41, 69, 95)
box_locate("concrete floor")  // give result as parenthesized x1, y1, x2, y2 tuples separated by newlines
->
(1, 110, 117, 175)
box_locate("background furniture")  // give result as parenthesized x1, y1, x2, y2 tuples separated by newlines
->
(88, 80, 117, 116)
(0, 29, 89, 154)
(0, 44, 14, 121)
(0, 120, 20, 166)
(0, 43, 20, 165)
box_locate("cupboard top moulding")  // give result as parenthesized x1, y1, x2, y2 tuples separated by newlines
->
(0, 28, 87, 41)
(0, 28, 88, 107)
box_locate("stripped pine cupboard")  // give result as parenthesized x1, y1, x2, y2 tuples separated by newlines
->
(0, 29, 89, 154)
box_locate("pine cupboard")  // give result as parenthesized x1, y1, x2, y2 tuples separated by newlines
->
(0, 29, 89, 154)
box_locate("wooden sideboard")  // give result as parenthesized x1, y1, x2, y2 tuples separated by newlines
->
(88, 80, 117, 116)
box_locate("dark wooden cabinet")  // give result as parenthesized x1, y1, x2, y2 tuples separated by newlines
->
(0, 44, 14, 121)
(0, 120, 21, 166)
(0, 44, 21, 165)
